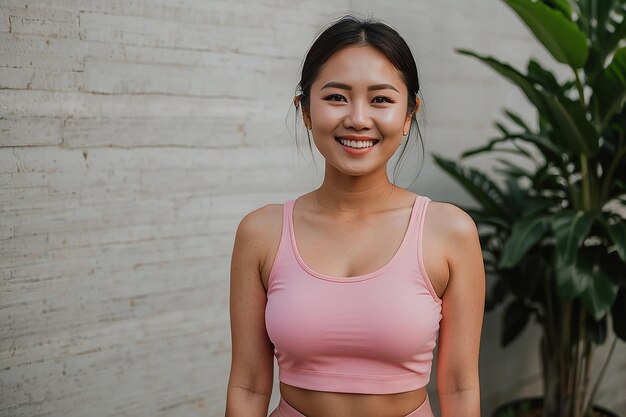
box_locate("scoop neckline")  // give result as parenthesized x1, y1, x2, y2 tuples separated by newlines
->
(289, 195, 420, 282)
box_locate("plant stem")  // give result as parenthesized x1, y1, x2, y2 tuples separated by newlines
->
(573, 307, 586, 417)
(544, 273, 557, 357)
(580, 154, 591, 210)
(599, 131, 625, 202)
(574, 69, 586, 108)
(580, 344, 594, 417)
(585, 335, 618, 413)
(572, 67, 594, 211)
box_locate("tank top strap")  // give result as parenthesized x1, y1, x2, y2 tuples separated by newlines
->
(410, 195, 440, 302)
(414, 195, 431, 241)
(282, 199, 296, 237)
(267, 200, 296, 290)
(401, 195, 428, 249)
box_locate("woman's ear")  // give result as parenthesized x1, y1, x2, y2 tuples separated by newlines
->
(403, 95, 420, 134)
(302, 108, 312, 130)
(403, 113, 412, 136)
(294, 95, 311, 129)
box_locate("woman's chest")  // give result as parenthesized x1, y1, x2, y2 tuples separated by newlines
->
(266, 267, 441, 359)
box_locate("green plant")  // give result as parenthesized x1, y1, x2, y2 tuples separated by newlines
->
(432, 1, 626, 416)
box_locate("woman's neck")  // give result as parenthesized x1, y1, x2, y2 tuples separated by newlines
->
(316, 166, 397, 214)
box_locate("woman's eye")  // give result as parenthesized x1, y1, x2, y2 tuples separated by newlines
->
(372, 96, 393, 104)
(323, 94, 346, 102)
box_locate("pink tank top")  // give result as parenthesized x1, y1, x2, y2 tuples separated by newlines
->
(265, 195, 442, 394)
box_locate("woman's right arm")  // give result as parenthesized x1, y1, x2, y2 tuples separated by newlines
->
(225, 208, 278, 417)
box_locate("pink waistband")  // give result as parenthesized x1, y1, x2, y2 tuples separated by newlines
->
(268, 394, 434, 417)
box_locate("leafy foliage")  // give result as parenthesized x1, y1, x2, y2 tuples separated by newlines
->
(435, 1, 626, 415)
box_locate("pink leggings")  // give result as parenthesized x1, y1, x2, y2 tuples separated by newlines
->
(268, 394, 434, 417)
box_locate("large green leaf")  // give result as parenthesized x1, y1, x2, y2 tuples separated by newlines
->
(551, 210, 597, 263)
(517, 133, 563, 162)
(527, 59, 562, 95)
(581, 270, 619, 320)
(544, 0, 572, 19)
(456, 49, 551, 116)
(555, 248, 619, 319)
(580, 1, 626, 83)
(593, 47, 626, 129)
(432, 154, 510, 219)
(456, 49, 599, 155)
(542, 93, 600, 156)
(555, 252, 590, 298)
(504, 0, 589, 68)
(599, 212, 626, 262)
(499, 215, 551, 268)
(585, 45, 606, 88)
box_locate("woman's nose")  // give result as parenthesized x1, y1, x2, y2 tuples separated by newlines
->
(344, 101, 373, 130)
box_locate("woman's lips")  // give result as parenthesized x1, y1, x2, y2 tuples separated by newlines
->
(335, 136, 379, 154)
(337, 137, 376, 148)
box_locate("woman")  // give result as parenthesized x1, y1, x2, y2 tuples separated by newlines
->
(225, 15, 485, 417)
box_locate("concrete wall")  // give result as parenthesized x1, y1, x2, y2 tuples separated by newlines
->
(0, 1, 624, 416)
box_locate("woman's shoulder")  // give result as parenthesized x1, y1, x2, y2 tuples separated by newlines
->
(421, 198, 481, 296)
(424, 198, 478, 235)
(236, 203, 284, 241)
(236, 192, 315, 237)
(235, 201, 294, 281)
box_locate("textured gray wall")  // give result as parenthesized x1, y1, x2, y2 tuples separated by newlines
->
(1, 1, 624, 417)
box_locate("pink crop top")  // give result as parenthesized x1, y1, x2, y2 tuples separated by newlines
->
(265, 195, 442, 395)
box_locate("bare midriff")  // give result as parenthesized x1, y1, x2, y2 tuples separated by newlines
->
(279, 382, 428, 417)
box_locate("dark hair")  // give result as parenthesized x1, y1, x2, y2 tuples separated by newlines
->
(294, 15, 425, 184)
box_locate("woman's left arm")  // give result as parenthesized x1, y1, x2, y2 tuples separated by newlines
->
(436, 204, 485, 417)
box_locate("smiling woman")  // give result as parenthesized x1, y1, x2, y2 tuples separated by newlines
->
(304, 45, 414, 176)
(225, 15, 485, 417)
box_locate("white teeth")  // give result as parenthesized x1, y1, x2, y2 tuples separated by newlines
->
(339, 138, 375, 148)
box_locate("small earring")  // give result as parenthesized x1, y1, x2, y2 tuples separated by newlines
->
(403, 131, 407, 136)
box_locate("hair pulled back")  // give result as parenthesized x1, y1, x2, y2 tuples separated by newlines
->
(298, 16, 419, 115)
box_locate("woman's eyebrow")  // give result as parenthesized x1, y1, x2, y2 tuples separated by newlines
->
(321, 82, 351, 90)
(320, 82, 400, 93)
(368, 84, 400, 93)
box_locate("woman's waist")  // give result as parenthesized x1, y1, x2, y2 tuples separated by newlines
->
(278, 381, 428, 417)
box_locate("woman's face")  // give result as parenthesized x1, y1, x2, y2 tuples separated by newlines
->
(304, 45, 413, 178)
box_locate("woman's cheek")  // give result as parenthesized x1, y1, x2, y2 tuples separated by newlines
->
(376, 108, 406, 135)
(312, 104, 344, 131)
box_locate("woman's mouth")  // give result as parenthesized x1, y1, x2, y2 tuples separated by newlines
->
(335, 137, 379, 149)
